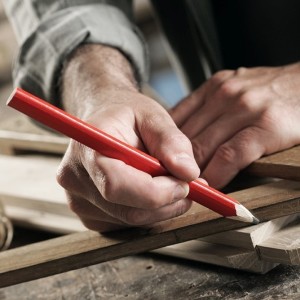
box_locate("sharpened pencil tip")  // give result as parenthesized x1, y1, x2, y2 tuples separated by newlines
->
(230, 204, 259, 224)
(252, 216, 260, 225)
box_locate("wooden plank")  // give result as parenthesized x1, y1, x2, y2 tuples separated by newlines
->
(154, 240, 278, 274)
(248, 145, 300, 181)
(0, 154, 295, 272)
(0, 179, 300, 287)
(0, 155, 66, 207)
(155, 215, 299, 273)
(0, 154, 295, 270)
(1, 154, 299, 235)
(0, 130, 68, 155)
(5, 206, 85, 234)
(200, 214, 300, 250)
(0, 155, 86, 233)
(257, 218, 300, 265)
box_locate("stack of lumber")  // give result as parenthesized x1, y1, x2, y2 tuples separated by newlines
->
(0, 124, 300, 283)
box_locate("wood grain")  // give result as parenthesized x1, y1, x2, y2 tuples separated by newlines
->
(5, 206, 85, 234)
(0, 179, 300, 287)
(155, 215, 299, 273)
(257, 218, 300, 265)
(0, 154, 85, 233)
(0, 130, 68, 155)
(0, 155, 67, 210)
(154, 240, 278, 274)
(248, 145, 300, 181)
(200, 214, 299, 250)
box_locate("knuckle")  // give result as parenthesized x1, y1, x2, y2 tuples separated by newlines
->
(260, 106, 280, 128)
(210, 70, 233, 85)
(218, 79, 240, 98)
(237, 90, 260, 113)
(56, 144, 83, 190)
(216, 130, 259, 168)
(214, 144, 237, 165)
(56, 164, 67, 188)
(235, 66, 247, 76)
(56, 162, 75, 190)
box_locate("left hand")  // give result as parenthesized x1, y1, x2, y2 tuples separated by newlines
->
(170, 63, 300, 188)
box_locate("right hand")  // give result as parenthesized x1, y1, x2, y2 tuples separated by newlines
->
(57, 45, 200, 232)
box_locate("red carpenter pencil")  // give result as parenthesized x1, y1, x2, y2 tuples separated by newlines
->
(7, 88, 259, 224)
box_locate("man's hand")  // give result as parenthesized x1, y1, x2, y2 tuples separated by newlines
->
(170, 64, 300, 188)
(57, 44, 200, 232)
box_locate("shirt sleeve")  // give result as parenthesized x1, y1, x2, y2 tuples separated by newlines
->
(3, 0, 149, 105)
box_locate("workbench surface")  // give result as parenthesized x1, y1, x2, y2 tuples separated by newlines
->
(1, 227, 300, 300)
(2, 255, 300, 299)
(1, 90, 300, 299)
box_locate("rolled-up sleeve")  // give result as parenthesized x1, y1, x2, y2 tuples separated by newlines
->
(3, 1, 148, 104)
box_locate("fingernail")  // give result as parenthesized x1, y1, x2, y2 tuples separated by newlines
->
(173, 183, 190, 201)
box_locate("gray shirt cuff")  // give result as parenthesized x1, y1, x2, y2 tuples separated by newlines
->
(13, 4, 148, 104)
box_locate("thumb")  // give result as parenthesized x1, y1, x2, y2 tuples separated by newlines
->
(137, 103, 200, 182)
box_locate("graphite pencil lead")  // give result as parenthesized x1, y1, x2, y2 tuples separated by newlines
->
(229, 204, 259, 224)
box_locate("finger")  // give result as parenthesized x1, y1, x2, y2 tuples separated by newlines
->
(191, 109, 255, 168)
(80, 198, 192, 230)
(59, 142, 191, 222)
(170, 70, 233, 127)
(180, 74, 243, 139)
(170, 85, 207, 127)
(91, 154, 190, 209)
(202, 126, 267, 189)
(60, 150, 190, 211)
(100, 198, 193, 227)
(59, 141, 190, 210)
(68, 186, 192, 227)
(137, 102, 200, 181)
(66, 193, 122, 223)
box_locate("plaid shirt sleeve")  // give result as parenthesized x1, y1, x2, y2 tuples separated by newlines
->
(3, 0, 148, 105)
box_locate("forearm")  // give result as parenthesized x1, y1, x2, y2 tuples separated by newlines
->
(62, 44, 139, 118)
(4, 1, 147, 104)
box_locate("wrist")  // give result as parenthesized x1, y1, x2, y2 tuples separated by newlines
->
(61, 44, 139, 117)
